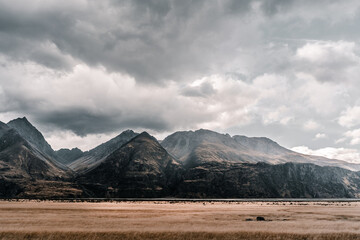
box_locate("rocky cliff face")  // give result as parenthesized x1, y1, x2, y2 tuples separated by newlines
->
(77, 132, 183, 198)
(7, 117, 62, 166)
(162, 129, 360, 171)
(176, 161, 360, 198)
(69, 130, 138, 172)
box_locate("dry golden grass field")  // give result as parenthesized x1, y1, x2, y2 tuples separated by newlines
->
(0, 200, 359, 239)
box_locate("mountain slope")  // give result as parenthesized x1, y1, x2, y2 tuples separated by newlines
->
(0, 121, 10, 138)
(7, 117, 61, 166)
(77, 132, 183, 198)
(2, 119, 360, 199)
(161, 129, 291, 164)
(0, 122, 81, 198)
(69, 130, 138, 171)
(176, 161, 360, 198)
(0, 128, 67, 179)
(55, 148, 84, 165)
(0, 128, 81, 198)
(161, 129, 360, 171)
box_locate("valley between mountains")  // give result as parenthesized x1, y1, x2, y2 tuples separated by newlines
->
(1, 117, 360, 199)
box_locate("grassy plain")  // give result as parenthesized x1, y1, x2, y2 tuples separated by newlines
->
(0, 200, 359, 239)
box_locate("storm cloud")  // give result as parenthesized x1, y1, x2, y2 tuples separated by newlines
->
(1, 0, 360, 161)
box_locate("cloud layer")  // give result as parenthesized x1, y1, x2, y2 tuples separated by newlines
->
(1, 0, 360, 161)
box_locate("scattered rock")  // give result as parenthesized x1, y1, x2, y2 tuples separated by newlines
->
(245, 218, 253, 221)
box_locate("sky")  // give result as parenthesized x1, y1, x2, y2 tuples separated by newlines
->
(1, 0, 360, 163)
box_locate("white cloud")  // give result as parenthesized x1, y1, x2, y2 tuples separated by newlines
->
(0, 58, 262, 145)
(344, 128, 360, 145)
(291, 146, 360, 164)
(296, 41, 357, 64)
(1, 50, 358, 150)
(303, 120, 320, 131)
(295, 41, 359, 82)
(261, 106, 293, 126)
(338, 105, 360, 128)
(315, 133, 327, 139)
(335, 137, 346, 144)
(2, 1, 360, 151)
(295, 74, 348, 115)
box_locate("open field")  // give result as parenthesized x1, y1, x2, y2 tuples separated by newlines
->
(0, 200, 360, 239)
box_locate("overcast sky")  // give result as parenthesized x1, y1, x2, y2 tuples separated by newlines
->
(1, 0, 360, 163)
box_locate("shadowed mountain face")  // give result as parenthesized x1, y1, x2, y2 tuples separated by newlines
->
(69, 130, 138, 172)
(77, 132, 183, 198)
(0, 120, 81, 198)
(0, 121, 10, 138)
(55, 148, 84, 165)
(0, 129, 66, 179)
(161, 129, 360, 171)
(176, 161, 360, 198)
(7, 117, 61, 165)
(0, 128, 80, 198)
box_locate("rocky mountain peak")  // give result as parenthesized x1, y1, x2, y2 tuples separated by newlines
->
(132, 131, 157, 142)
(161, 129, 244, 163)
(13, 116, 29, 123)
(0, 127, 68, 180)
(8, 117, 41, 135)
(78, 131, 182, 198)
(122, 129, 135, 135)
(69, 129, 139, 171)
(120, 132, 165, 153)
(7, 117, 57, 161)
(8, 117, 48, 145)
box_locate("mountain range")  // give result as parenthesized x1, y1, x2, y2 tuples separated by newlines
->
(0, 117, 360, 199)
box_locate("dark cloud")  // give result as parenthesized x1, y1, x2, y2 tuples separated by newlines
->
(223, 0, 253, 15)
(1, 0, 355, 84)
(1, 0, 360, 155)
(35, 108, 171, 136)
(36, 110, 120, 136)
(260, 0, 295, 16)
(0, 2, 76, 70)
(0, 0, 262, 83)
